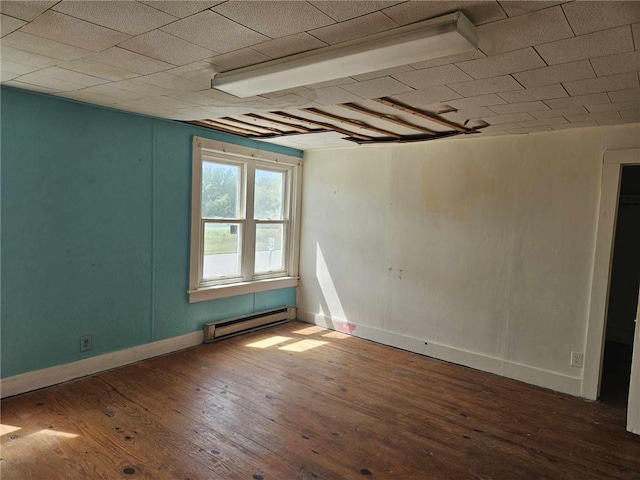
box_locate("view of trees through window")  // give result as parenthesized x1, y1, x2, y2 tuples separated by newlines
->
(201, 161, 286, 279)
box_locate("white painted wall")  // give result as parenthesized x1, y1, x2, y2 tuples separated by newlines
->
(298, 124, 640, 396)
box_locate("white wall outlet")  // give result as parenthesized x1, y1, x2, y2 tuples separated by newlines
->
(80, 335, 92, 352)
(570, 351, 583, 368)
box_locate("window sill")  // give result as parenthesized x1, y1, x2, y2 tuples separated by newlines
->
(187, 276, 299, 303)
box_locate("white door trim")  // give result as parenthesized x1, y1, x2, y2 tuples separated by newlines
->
(582, 148, 640, 400)
(628, 287, 640, 434)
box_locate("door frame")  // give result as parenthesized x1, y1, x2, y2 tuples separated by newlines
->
(583, 148, 640, 400)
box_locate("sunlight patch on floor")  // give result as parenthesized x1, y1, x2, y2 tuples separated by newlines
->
(245, 336, 293, 348)
(0, 424, 21, 436)
(293, 325, 326, 335)
(322, 331, 350, 339)
(35, 429, 79, 439)
(279, 339, 328, 352)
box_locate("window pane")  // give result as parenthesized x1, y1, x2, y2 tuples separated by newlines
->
(254, 169, 284, 220)
(203, 223, 241, 279)
(202, 162, 241, 219)
(255, 223, 284, 273)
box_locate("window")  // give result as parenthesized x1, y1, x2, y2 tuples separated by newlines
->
(189, 137, 301, 302)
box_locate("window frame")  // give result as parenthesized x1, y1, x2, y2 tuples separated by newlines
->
(188, 137, 301, 303)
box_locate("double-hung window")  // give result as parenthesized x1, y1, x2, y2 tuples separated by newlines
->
(188, 137, 301, 302)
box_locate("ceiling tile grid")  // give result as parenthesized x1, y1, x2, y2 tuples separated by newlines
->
(0, 0, 638, 150)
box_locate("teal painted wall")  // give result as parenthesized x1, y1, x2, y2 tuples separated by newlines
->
(0, 87, 300, 378)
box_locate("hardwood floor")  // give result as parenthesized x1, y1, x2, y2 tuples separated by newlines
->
(2, 321, 639, 479)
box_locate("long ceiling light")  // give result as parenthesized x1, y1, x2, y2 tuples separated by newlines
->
(211, 12, 478, 98)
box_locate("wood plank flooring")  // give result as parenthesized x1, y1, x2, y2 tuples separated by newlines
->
(2, 321, 639, 479)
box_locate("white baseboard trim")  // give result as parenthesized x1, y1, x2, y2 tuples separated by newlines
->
(297, 310, 583, 397)
(1, 331, 203, 399)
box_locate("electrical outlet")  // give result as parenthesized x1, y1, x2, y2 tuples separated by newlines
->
(570, 351, 583, 368)
(80, 335, 92, 352)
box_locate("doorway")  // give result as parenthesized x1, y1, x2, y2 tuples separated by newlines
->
(600, 165, 640, 406)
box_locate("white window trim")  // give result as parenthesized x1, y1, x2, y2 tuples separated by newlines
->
(188, 137, 302, 303)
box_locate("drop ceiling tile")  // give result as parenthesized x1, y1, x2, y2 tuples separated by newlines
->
(620, 109, 640, 120)
(116, 95, 196, 110)
(389, 85, 462, 106)
(1, 70, 19, 82)
(212, 1, 335, 38)
(1, 14, 26, 36)
(561, 1, 640, 36)
(81, 84, 148, 102)
(197, 87, 254, 104)
(56, 90, 124, 106)
(88, 47, 174, 75)
(307, 77, 357, 89)
(0, 1, 57, 21)
(505, 125, 552, 134)
(107, 78, 175, 96)
(139, 1, 224, 18)
(498, 1, 569, 18)
(52, 1, 176, 36)
(165, 91, 221, 107)
(551, 121, 598, 130)
(3, 79, 60, 93)
(57, 58, 139, 81)
(118, 30, 216, 67)
(2, 31, 94, 61)
(352, 65, 415, 82)
(15, 71, 84, 91)
(586, 101, 640, 113)
(394, 64, 473, 89)
(484, 112, 535, 124)
(160, 10, 268, 53)
(166, 60, 217, 87)
(340, 76, 412, 99)
(489, 101, 550, 114)
(634, 23, 640, 47)
(590, 51, 640, 77)
(409, 49, 485, 70)
(308, 12, 397, 45)
(544, 92, 611, 108)
(517, 117, 568, 127)
(531, 106, 587, 119)
(564, 73, 639, 96)
(477, 6, 573, 55)
(136, 72, 205, 92)
(448, 75, 523, 96)
(1, 60, 40, 75)
(252, 33, 327, 59)
(597, 117, 639, 126)
(535, 26, 634, 65)
(442, 106, 495, 122)
(35, 66, 108, 87)
(1, 45, 58, 68)
(513, 60, 595, 88)
(296, 86, 356, 105)
(456, 48, 545, 79)
(382, 1, 506, 26)
(608, 88, 640, 102)
(310, 1, 400, 22)
(565, 111, 622, 123)
(209, 48, 270, 71)
(497, 84, 567, 102)
(447, 94, 507, 109)
(21, 11, 130, 52)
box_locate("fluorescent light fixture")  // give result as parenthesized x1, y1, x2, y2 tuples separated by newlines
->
(211, 12, 477, 98)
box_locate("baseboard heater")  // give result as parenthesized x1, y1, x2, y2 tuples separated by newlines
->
(203, 306, 294, 343)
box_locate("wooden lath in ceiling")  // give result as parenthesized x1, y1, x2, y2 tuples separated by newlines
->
(186, 96, 488, 144)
